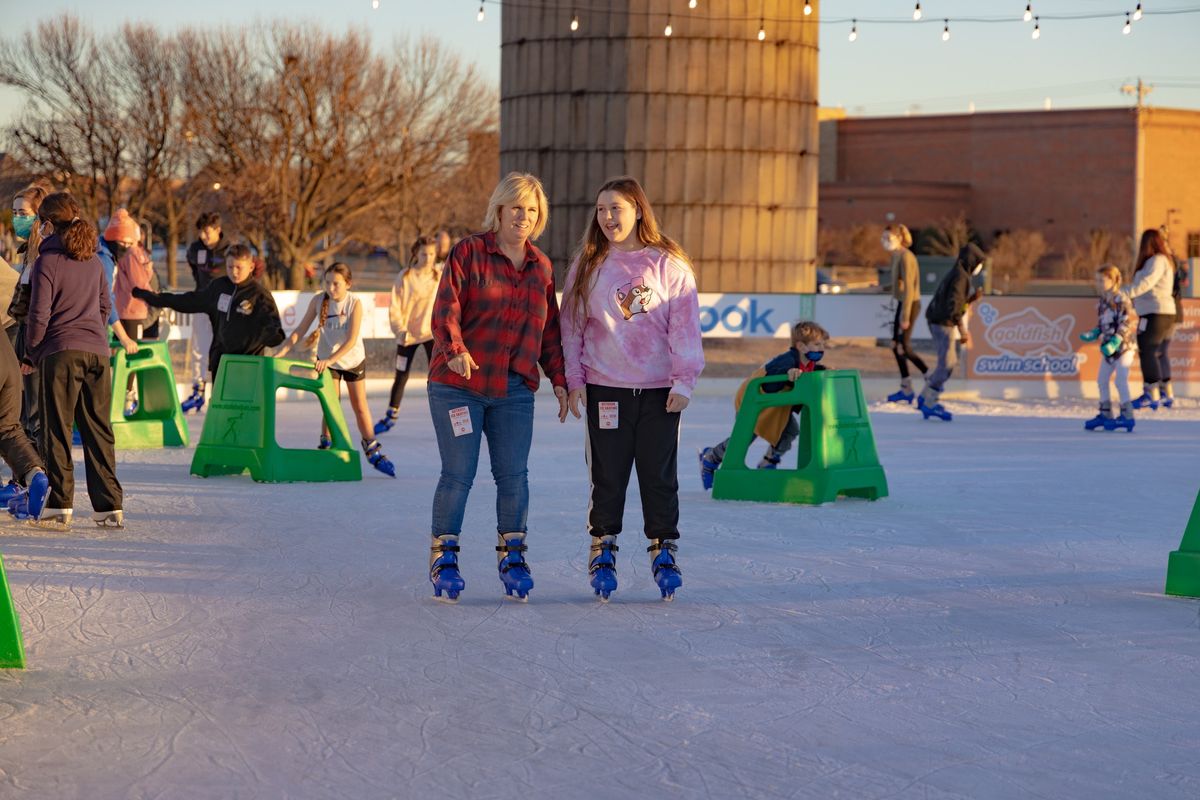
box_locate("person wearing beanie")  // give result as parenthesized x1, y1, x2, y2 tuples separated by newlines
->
(917, 243, 987, 422)
(106, 209, 159, 415)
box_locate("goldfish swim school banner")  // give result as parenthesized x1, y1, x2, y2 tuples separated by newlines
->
(968, 297, 1200, 384)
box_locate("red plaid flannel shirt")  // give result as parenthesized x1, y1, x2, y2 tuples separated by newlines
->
(429, 232, 567, 397)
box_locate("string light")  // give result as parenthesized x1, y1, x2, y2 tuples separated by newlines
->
(688, 0, 697, 8)
(371, 0, 379, 8)
(1023, 3, 1033, 22)
(803, 0, 812, 17)
(1123, 12, 1132, 32)
(1032, 17, 1041, 38)
(757, 18, 766, 40)
(664, 15, 673, 36)
(942, 19, 951, 41)
(570, 12, 579, 31)
(913, 3, 922, 21)
(848, 19, 858, 41)
(476, 4, 484, 22)
(1133, 2, 1143, 20)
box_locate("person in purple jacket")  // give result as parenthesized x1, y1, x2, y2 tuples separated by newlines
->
(24, 192, 124, 529)
(560, 176, 704, 602)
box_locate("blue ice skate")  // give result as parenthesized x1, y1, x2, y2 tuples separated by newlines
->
(373, 407, 398, 435)
(26, 470, 49, 520)
(317, 433, 332, 450)
(917, 395, 952, 421)
(588, 535, 619, 601)
(496, 532, 533, 600)
(1105, 403, 1135, 433)
(430, 535, 464, 602)
(698, 447, 719, 490)
(886, 387, 915, 404)
(1085, 403, 1113, 431)
(1131, 391, 1158, 411)
(648, 540, 682, 601)
(180, 382, 206, 414)
(363, 438, 396, 477)
(0, 480, 22, 505)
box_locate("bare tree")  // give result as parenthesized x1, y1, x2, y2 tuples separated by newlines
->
(923, 212, 974, 257)
(1060, 228, 1136, 282)
(988, 230, 1047, 294)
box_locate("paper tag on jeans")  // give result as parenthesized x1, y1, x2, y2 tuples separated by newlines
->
(395, 354, 409, 371)
(598, 401, 619, 429)
(217, 293, 232, 313)
(450, 406, 473, 437)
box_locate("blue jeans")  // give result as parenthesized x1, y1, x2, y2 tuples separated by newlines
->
(428, 373, 534, 536)
(926, 324, 958, 395)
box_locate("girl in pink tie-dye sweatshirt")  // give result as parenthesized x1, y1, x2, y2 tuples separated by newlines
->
(560, 176, 704, 603)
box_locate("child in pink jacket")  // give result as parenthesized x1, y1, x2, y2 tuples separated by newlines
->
(560, 176, 704, 602)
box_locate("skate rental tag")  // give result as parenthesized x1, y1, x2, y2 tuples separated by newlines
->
(396, 354, 409, 371)
(449, 406, 473, 437)
(217, 293, 232, 313)
(598, 401, 619, 429)
(197, 251, 207, 265)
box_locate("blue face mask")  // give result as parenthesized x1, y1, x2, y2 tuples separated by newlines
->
(805, 350, 824, 363)
(12, 215, 35, 241)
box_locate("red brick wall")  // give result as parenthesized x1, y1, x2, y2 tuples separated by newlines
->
(1143, 109, 1200, 257)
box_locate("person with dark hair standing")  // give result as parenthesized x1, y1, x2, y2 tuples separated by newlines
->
(560, 176, 704, 602)
(918, 243, 986, 422)
(24, 192, 123, 528)
(882, 223, 928, 403)
(1128, 228, 1177, 411)
(133, 244, 284, 380)
(181, 211, 228, 413)
(374, 235, 441, 435)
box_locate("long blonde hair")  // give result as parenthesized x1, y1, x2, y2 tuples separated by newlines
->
(564, 176, 692, 328)
(482, 172, 549, 241)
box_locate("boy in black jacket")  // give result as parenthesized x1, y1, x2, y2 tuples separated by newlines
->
(919, 243, 986, 422)
(133, 244, 284, 379)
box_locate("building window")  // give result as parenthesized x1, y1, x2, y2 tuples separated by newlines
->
(1188, 232, 1200, 259)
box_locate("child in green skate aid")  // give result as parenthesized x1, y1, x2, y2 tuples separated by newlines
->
(699, 321, 830, 490)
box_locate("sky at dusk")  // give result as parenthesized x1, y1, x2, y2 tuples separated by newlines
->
(1, 0, 1197, 124)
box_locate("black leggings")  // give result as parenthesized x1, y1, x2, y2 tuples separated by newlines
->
(1136, 313, 1175, 385)
(892, 301, 928, 379)
(388, 340, 434, 409)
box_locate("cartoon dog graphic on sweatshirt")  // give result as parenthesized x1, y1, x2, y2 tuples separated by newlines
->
(615, 278, 654, 320)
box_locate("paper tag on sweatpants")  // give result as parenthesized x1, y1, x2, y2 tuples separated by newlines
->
(1138, 317, 1148, 333)
(217, 293, 232, 313)
(395, 354, 409, 371)
(197, 250, 207, 265)
(598, 401, 618, 429)
(450, 406, 473, 437)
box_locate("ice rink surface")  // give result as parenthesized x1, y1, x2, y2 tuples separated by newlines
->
(1, 386, 1198, 799)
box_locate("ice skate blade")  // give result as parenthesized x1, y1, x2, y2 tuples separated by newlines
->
(432, 591, 461, 604)
(504, 591, 530, 602)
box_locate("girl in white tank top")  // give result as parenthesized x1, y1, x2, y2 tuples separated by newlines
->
(276, 264, 395, 477)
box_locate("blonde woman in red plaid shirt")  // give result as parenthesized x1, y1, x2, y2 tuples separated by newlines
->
(425, 172, 570, 603)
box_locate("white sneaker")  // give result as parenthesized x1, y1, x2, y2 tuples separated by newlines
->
(93, 510, 125, 529)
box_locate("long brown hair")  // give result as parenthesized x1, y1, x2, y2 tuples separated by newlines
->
(1136, 228, 1171, 270)
(564, 176, 692, 328)
(39, 192, 98, 262)
(409, 235, 437, 268)
(305, 262, 353, 348)
(13, 179, 54, 268)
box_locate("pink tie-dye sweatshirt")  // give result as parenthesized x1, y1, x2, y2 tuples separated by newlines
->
(560, 246, 705, 398)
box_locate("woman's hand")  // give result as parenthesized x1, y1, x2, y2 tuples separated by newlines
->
(448, 351, 480, 380)
(554, 386, 569, 423)
(20, 363, 35, 376)
(119, 335, 139, 355)
(567, 387, 586, 420)
(665, 393, 689, 413)
(314, 358, 330, 373)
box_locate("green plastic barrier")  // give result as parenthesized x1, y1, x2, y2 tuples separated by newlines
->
(109, 342, 189, 449)
(1165, 489, 1200, 597)
(190, 355, 362, 483)
(0, 555, 25, 669)
(711, 370, 888, 505)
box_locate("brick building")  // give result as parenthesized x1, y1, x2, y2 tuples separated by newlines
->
(819, 106, 1200, 260)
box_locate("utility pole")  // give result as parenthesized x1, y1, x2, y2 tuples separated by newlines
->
(1122, 78, 1153, 261)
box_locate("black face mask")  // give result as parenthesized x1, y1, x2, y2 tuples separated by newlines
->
(107, 241, 128, 261)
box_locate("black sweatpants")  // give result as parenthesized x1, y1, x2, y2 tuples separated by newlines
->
(1136, 313, 1175, 385)
(388, 340, 434, 409)
(0, 332, 43, 482)
(14, 323, 40, 446)
(584, 384, 681, 541)
(892, 301, 928, 379)
(38, 350, 122, 512)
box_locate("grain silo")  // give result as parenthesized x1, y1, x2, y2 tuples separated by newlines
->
(500, 0, 819, 292)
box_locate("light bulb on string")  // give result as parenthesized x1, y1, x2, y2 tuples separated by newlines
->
(803, 1, 812, 17)
(757, 20, 766, 41)
(1032, 17, 1040, 39)
(570, 13, 579, 32)
(848, 19, 858, 42)
(664, 16, 673, 37)
(913, 3, 922, 21)
(688, 0, 697, 8)
(1023, 3, 1032, 22)
(477, 4, 484, 22)
(1133, 3, 1143, 21)
(1123, 12, 1132, 33)
(371, 0, 379, 8)
(942, 20, 950, 41)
